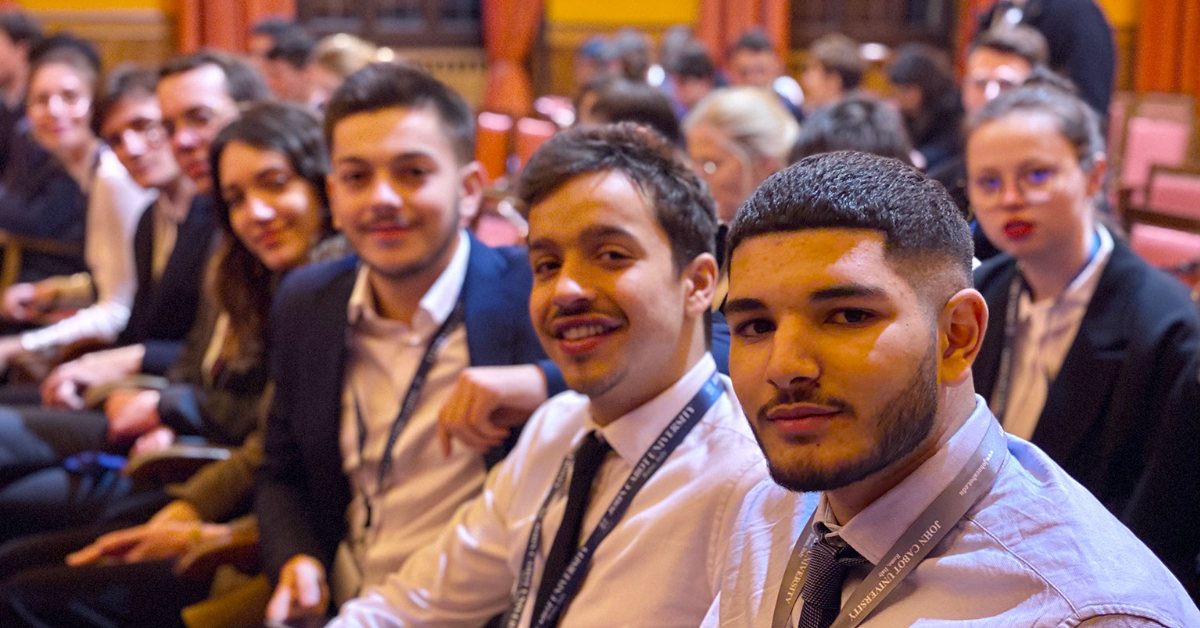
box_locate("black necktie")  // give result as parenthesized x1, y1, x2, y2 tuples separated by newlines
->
(532, 431, 612, 624)
(796, 530, 868, 628)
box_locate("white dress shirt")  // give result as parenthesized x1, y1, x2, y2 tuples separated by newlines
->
(328, 353, 770, 628)
(20, 148, 153, 350)
(334, 231, 485, 600)
(702, 397, 1199, 628)
(1002, 226, 1113, 439)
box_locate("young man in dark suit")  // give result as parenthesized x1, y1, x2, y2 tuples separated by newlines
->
(258, 63, 565, 624)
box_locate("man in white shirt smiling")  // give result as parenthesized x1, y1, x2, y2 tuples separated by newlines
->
(327, 122, 766, 628)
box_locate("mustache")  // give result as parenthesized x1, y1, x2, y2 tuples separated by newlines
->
(758, 389, 854, 419)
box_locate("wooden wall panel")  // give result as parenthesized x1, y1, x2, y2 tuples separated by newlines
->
(30, 8, 174, 72)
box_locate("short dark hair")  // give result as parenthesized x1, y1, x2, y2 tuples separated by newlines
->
(266, 28, 316, 69)
(28, 34, 101, 94)
(887, 43, 956, 105)
(92, 64, 158, 136)
(970, 25, 1049, 67)
(0, 11, 41, 47)
(611, 28, 651, 82)
(251, 19, 298, 40)
(586, 78, 685, 148)
(518, 122, 717, 273)
(808, 33, 864, 91)
(790, 96, 914, 166)
(729, 28, 774, 57)
(160, 50, 270, 104)
(967, 81, 1103, 170)
(324, 61, 475, 164)
(674, 40, 715, 79)
(729, 151, 972, 295)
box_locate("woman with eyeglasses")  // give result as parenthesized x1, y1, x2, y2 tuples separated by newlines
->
(0, 42, 153, 368)
(968, 81, 1200, 591)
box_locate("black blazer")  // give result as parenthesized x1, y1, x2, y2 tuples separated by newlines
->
(974, 239, 1200, 589)
(118, 194, 218, 374)
(255, 237, 565, 579)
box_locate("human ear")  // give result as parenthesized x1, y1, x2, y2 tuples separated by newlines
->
(937, 288, 988, 385)
(1085, 153, 1107, 199)
(682, 252, 719, 317)
(456, 161, 485, 223)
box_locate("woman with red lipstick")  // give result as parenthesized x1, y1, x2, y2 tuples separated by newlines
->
(968, 81, 1200, 589)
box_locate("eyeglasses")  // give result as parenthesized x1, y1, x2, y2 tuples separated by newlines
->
(28, 90, 91, 115)
(968, 166, 1058, 206)
(104, 118, 168, 153)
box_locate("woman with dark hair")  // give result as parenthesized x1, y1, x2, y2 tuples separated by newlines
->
(968, 83, 1200, 593)
(887, 42, 963, 173)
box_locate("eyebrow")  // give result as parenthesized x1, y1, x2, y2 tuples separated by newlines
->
(723, 283, 888, 314)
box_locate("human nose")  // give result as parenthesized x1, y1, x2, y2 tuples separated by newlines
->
(763, 318, 820, 392)
(173, 125, 199, 150)
(120, 129, 148, 156)
(369, 176, 402, 209)
(246, 194, 276, 222)
(998, 175, 1025, 207)
(551, 256, 594, 309)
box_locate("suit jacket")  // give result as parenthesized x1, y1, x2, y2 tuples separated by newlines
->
(256, 236, 566, 580)
(973, 239, 1200, 590)
(118, 194, 218, 374)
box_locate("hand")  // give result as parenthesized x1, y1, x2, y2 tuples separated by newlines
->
(437, 364, 548, 456)
(66, 499, 207, 566)
(266, 554, 330, 623)
(129, 425, 175, 458)
(104, 388, 161, 444)
(0, 335, 25, 371)
(41, 344, 146, 409)
(2, 281, 56, 321)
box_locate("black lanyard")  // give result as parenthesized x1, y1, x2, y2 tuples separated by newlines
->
(351, 293, 466, 528)
(772, 419, 1007, 628)
(504, 372, 725, 628)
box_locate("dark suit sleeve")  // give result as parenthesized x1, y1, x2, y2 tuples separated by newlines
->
(1046, 0, 1114, 116)
(1121, 318, 1200, 595)
(255, 277, 333, 581)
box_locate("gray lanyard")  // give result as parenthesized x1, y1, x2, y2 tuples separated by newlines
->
(772, 419, 1007, 628)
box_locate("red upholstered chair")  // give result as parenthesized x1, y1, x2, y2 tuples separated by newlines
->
(476, 112, 514, 184)
(1119, 117, 1192, 208)
(514, 117, 558, 172)
(1129, 223, 1200, 287)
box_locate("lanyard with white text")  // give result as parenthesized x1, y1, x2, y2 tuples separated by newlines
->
(352, 294, 466, 528)
(504, 372, 725, 628)
(771, 419, 1007, 628)
(988, 230, 1101, 421)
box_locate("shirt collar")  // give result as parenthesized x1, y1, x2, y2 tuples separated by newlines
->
(590, 353, 718, 466)
(818, 396, 995, 565)
(347, 230, 471, 327)
(1018, 225, 1114, 318)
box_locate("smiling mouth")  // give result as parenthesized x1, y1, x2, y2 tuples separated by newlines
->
(557, 323, 614, 340)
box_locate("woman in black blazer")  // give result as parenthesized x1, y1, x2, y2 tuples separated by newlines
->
(967, 81, 1200, 595)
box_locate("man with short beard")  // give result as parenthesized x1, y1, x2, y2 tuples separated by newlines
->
(708, 151, 1199, 627)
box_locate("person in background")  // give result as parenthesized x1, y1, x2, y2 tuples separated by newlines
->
(246, 18, 303, 81)
(683, 87, 799, 229)
(887, 43, 963, 172)
(0, 102, 343, 628)
(579, 77, 685, 149)
(0, 36, 146, 300)
(573, 36, 614, 94)
(37, 50, 266, 409)
(980, 0, 1114, 116)
(726, 28, 803, 121)
(265, 26, 317, 105)
(788, 95, 914, 167)
(929, 24, 1050, 259)
(968, 83, 1200, 595)
(669, 39, 716, 118)
(307, 33, 378, 111)
(0, 65, 158, 372)
(798, 33, 863, 116)
(0, 11, 41, 168)
(610, 28, 651, 83)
